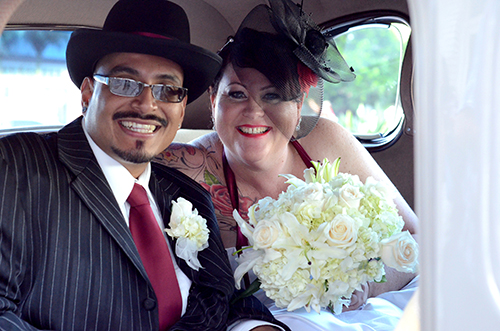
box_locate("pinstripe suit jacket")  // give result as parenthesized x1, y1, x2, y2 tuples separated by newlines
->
(0, 117, 288, 331)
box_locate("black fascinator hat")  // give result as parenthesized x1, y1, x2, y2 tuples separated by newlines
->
(216, 0, 355, 139)
(66, 0, 222, 103)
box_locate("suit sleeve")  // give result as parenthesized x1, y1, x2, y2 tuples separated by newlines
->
(0, 140, 50, 330)
(227, 292, 290, 331)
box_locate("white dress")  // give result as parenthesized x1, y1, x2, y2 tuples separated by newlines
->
(227, 248, 419, 331)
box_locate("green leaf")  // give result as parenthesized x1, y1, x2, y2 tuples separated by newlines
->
(230, 279, 262, 305)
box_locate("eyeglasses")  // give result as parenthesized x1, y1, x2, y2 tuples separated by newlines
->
(93, 74, 188, 103)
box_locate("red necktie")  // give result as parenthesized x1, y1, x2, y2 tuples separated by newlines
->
(127, 183, 182, 330)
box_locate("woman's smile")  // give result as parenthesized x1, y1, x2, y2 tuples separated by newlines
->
(237, 125, 272, 136)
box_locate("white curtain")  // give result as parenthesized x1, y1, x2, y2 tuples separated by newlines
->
(408, 0, 500, 329)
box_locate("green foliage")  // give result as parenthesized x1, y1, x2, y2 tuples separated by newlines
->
(323, 24, 410, 135)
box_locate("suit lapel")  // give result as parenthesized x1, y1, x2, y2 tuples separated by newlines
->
(57, 117, 147, 277)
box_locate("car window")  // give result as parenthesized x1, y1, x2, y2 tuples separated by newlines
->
(322, 18, 411, 142)
(0, 30, 81, 132)
(0, 23, 410, 140)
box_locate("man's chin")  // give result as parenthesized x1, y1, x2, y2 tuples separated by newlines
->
(111, 147, 154, 164)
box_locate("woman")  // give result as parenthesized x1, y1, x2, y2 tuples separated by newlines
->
(156, 0, 418, 329)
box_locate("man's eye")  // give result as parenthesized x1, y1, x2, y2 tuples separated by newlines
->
(228, 91, 246, 99)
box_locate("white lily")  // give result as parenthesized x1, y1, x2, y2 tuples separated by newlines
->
(280, 173, 306, 188)
(233, 248, 264, 289)
(233, 209, 256, 246)
(287, 283, 325, 313)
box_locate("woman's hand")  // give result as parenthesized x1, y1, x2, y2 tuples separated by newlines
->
(343, 282, 370, 312)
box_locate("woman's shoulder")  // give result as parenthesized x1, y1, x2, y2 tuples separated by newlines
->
(190, 131, 222, 149)
(155, 133, 224, 182)
(299, 117, 363, 158)
(310, 117, 354, 138)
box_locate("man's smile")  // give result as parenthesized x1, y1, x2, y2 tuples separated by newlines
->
(119, 120, 159, 133)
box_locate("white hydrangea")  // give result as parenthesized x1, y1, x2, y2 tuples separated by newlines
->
(233, 158, 418, 314)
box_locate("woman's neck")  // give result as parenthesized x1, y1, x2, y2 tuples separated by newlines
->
(223, 142, 303, 200)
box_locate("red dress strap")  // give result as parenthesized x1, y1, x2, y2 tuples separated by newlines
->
(290, 139, 315, 169)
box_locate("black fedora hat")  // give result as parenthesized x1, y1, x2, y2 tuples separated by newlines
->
(66, 0, 222, 104)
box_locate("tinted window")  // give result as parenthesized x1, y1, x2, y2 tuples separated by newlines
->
(0, 30, 80, 131)
(322, 20, 411, 140)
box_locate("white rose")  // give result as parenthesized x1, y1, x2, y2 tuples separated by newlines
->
(339, 184, 364, 209)
(380, 231, 419, 273)
(253, 219, 282, 249)
(323, 214, 358, 249)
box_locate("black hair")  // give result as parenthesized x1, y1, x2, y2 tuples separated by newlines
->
(211, 28, 302, 102)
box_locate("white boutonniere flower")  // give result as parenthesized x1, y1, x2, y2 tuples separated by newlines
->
(166, 197, 209, 271)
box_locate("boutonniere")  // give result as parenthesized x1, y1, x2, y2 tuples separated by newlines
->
(165, 197, 209, 271)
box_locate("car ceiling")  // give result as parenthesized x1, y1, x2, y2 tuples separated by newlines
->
(8, 0, 409, 53)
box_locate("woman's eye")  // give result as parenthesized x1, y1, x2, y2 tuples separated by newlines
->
(228, 90, 247, 99)
(262, 93, 283, 103)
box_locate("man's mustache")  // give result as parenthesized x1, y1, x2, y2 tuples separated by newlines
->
(113, 111, 168, 127)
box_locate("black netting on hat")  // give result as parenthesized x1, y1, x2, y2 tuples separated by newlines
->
(215, 0, 355, 140)
(231, 28, 302, 102)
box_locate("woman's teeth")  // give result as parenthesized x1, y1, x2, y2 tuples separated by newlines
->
(239, 126, 269, 134)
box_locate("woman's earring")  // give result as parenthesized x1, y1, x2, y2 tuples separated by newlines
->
(296, 117, 302, 131)
(82, 105, 88, 113)
(178, 124, 181, 129)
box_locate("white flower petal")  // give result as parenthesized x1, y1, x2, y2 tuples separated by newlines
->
(175, 237, 203, 271)
(234, 249, 264, 289)
(233, 209, 255, 245)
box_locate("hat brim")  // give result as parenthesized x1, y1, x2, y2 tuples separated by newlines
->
(66, 29, 222, 104)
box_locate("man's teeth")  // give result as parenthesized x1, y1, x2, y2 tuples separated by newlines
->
(121, 121, 157, 133)
(239, 127, 268, 134)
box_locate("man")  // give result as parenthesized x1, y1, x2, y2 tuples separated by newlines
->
(0, 0, 288, 330)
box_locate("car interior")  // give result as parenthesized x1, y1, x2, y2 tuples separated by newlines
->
(3, 1, 499, 330)
(1, 0, 416, 211)
(1, 0, 418, 327)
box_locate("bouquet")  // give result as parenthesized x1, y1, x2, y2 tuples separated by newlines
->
(233, 158, 418, 314)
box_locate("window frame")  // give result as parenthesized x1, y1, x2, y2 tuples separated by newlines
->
(321, 11, 411, 151)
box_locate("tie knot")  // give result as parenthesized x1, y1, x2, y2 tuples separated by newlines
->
(127, 183, 150, 208)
